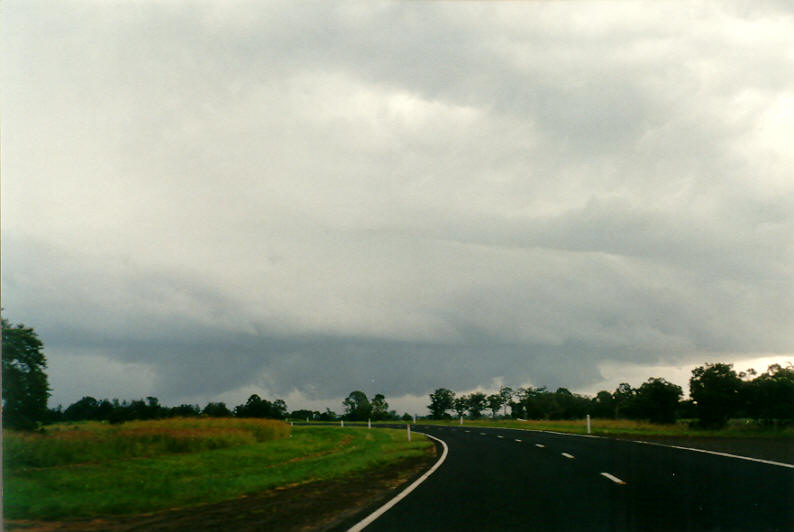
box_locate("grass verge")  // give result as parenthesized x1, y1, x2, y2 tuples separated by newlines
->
(416, 418, 794, 439)
(4, 421, 432, 522)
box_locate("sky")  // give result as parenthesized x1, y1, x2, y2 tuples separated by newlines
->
(2, 1, 793, 416)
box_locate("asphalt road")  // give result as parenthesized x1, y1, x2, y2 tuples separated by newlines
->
(354, 424, 794, 532)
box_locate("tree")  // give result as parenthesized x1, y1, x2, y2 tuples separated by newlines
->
(499, 386, 513, 416)
(452, 396, 468, 418)
(591, 391, 615, 418)
(343, 390, 371, 421)
(467, 392, 487, 419)
(2, 318, 51, 429)
(690, 363, 743, 428)
(234, 394, 280, 418)
(318, 408, 338, 421)
(171, 404, 201, 417)
(427, 388, 455, 419)
(746, 364, 794, 423)
(633, 378, 682, 424)
(486, 393, 503, 418)
(272, 399, 288, 419)
(613, 383, 635, 419)
(203, 402, 232, 417)
(371, 394, 389, 420)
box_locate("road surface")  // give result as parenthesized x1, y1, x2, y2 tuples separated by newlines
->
(350, 424, 793, 531)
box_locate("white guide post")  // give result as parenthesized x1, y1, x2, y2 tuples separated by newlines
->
(407, 423, 411, 441)
(586, 414, 591, 434)
(460, 416, 463, 425)
(341, 419, 344, 427)
(368, 418, 371, 429)
(413, 414, 417, 423)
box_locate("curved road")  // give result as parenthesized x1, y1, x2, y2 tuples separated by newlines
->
(351, 424, 793, 532)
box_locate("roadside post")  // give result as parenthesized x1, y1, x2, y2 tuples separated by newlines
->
(586, 415, 591, 434)
(460, 416, 463, 425)
(341, 419, 344, 428)
(407, 423, 411, 441)
(368, 419, 371, 429)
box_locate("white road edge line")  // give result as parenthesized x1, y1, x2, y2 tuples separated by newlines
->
(600, 472, 627, 485)
(461, 424, 794, 469)
(636, 441, 794, 470)
(347, 432, 449, 532)
(561, 452, 575, 459)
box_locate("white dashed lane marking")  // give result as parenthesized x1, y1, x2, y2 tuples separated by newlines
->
(600, 472, 627, 485)
(514, 439, 522, 442)
(535, 444, 545, 448)
(562, 453, 575, 459)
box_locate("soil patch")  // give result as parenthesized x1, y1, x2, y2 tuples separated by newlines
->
(5, 444, 438, 532)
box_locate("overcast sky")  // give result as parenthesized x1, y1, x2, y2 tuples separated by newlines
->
(2, 1, 793, 415)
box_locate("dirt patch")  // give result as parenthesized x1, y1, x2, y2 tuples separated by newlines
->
(605, 434, 794, 464)
(5, 444, 437, 532)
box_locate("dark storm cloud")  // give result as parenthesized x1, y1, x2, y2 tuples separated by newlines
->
(3, 1, 793, 407)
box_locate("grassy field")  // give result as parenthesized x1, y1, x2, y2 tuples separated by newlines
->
(417, 417, 794, 439)
(3, 418, 432, 521)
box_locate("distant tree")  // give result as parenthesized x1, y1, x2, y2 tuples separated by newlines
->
(343, 391, 371, 421)
(690, 363, 743, 428)
(746, 364, 794, 423)
(613, 383, 636, 419)
(486, 393, 503, 418)
(272, 399, 288, 419)
(467, 392, 487, 419)
(633, 378, 682, 424)
(2, 318, 51, 429)
(171, 404, 201, 417)
(401, 412, 413, 422)
(371, 394, 389, 421)
(427, 388, 455, 419)
(46, 404, 64, 424)
(318, 408, 338, 421)
(591, 391, 615, 419)
(64, 396, 100, 421)
(499, 386, 513, 416)
(452, 396, 468, 418)
(203, 402, 232, 417)
(96, 399, 115, 420)
(290, 409, 319, 421)
(234, 394, 281, 418)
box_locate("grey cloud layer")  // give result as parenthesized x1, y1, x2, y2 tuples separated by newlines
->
(3, 1, 793, 406)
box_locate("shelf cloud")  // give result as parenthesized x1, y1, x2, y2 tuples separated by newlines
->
(3, 1, 793, 410)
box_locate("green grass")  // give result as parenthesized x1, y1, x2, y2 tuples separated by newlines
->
(4, 418, 290, 468)
(4, 421, 432, 521)
(418, 418, 794, 439)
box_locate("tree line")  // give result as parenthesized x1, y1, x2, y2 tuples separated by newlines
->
(427, 362, 794, 428)
(42, 394, 291, 425)
(3, 317, 792, 430)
